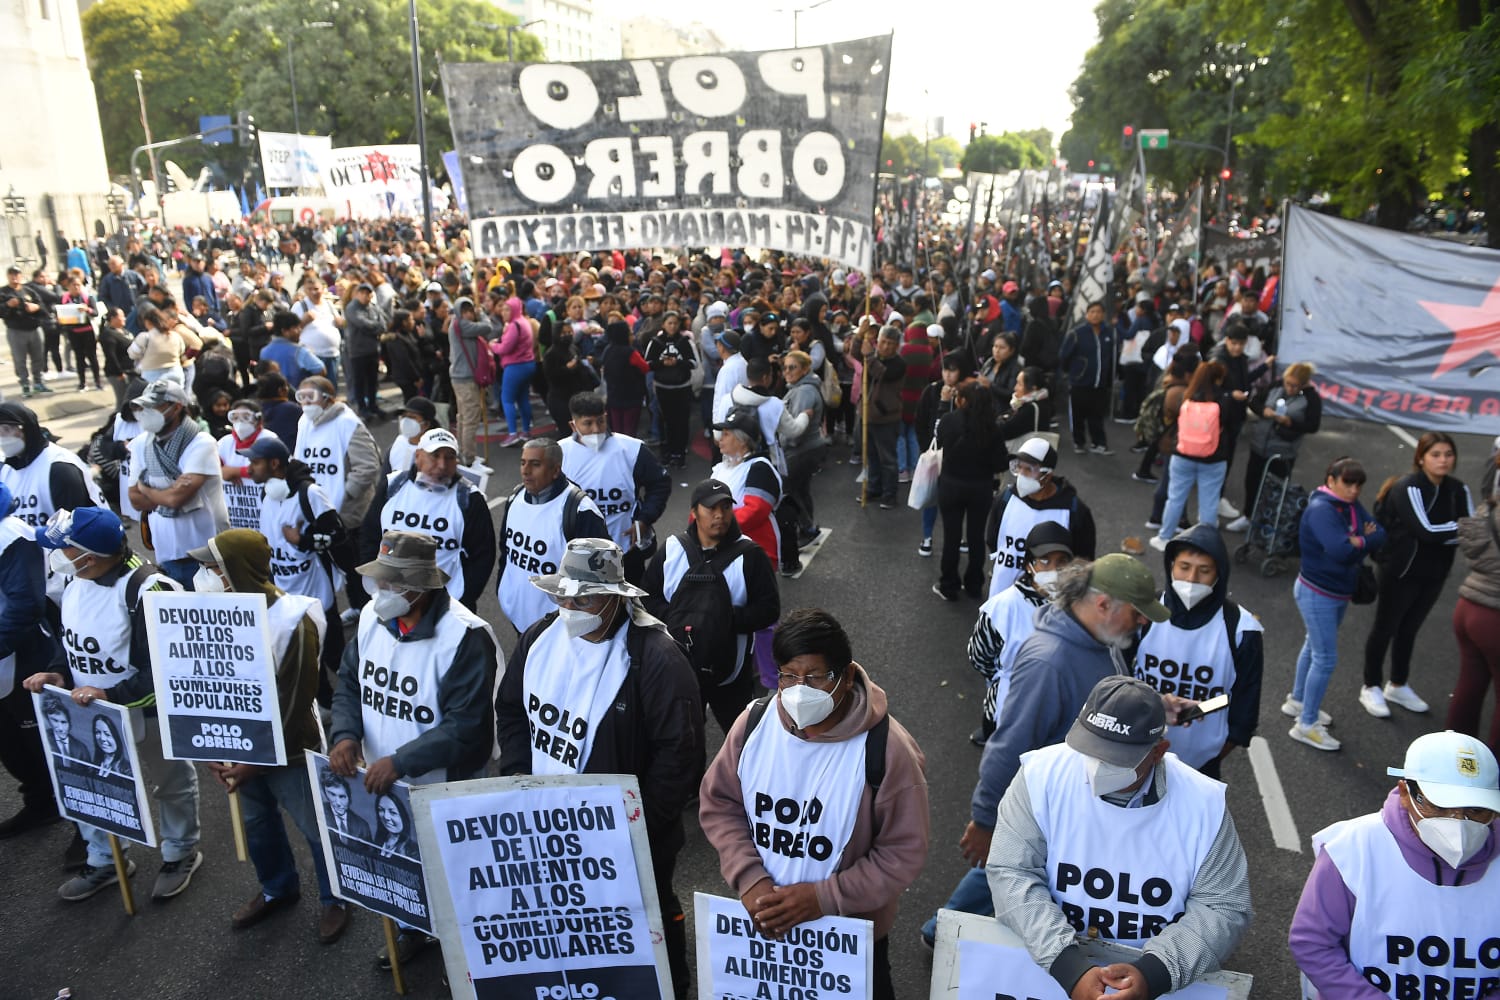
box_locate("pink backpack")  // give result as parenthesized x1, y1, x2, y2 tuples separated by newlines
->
(1176, 399, 1220, 458)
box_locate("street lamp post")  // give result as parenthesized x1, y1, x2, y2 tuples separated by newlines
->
(408, 0, 433, 245)
(133, 70, 163, 220)
(505, 19, 545, 62)
(287, 21, 335, 137)
(771, 0, 833, 47)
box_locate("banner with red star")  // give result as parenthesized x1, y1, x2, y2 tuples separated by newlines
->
(1279, 203, 1500, 434)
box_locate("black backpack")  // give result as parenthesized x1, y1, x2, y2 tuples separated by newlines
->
(662, 532, 760, 684)
(743, 693, 890, 791)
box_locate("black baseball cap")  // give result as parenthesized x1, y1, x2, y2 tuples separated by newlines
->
(398, 397, 439, 424)
(1025, 521, 1074, 559)
(690, 479, 735, 509)
(1066, 676, 1168, 767)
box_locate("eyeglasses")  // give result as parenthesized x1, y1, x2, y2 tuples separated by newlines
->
(1411, 783, 1498, 825)
(546, 592, 611, 613)
(776, 670, 840, 690)
(227, 410, 257, 423)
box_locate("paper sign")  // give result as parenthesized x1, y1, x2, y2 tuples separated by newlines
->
(33, 684, 156, 848)
(695, 892, 873, 1000)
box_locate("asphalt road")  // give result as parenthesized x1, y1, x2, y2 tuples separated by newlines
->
(3, 372, 1494, 1000)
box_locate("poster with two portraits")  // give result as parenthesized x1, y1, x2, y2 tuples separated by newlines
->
(33, 684, 156, 848)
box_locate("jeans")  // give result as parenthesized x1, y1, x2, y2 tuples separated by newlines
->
(318, 355, 340, 393)
(921, 866, 993, 943)
(896, 423, 919, 473)
(159, 556, 199, 591)
(500, 360, 536, 434)
(237, 761, 335, 904)
(866, 422, 899, 501)
(921, 503, 939, 540)
(80, 717, 199, 867)
(1291, 578, 1350, 726)
(1157, 455, 1227, 540)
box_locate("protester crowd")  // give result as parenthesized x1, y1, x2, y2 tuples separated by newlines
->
(2, 207, 1498, 1000)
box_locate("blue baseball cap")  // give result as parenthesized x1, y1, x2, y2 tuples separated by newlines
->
(247, 436, 290, 463)
(34, 507, 125, 555)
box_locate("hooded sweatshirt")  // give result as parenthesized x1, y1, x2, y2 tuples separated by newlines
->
(1298, 487, 1386, 599)
(0, 402, 99, 525)
(1289, 787, 1500, 999)
(698, 668, 930, 939)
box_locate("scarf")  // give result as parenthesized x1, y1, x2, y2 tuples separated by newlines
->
(141, 417, 201, 518)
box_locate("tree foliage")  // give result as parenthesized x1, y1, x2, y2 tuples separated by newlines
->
(962, 133, 1048, 174)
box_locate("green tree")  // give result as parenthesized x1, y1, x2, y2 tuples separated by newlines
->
(930, 135, 964, 170)
(962, 133, 1046, 173)
(879, 131, 945, 175)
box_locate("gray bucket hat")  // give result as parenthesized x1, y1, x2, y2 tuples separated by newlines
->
(530, 537, 647, 599)
(355, 530, 449, 591)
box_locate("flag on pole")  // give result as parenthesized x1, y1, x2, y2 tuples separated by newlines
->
(1279, 202, 1500, 434)
(1067, 192, 1113, 331)
(1145, 184, 1202, 294)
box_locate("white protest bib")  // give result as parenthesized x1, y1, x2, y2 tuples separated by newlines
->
(979, 587, 1043, 724)
(712, 454, 782, 509)
(295, 410, 360, 511)
(736, 703, 867, 885)
(0, 442, 103, 528)
(1134, 607, 1255, 769)
(0, 517, 31, 696)
(498, 488, 572, 634)
(1321, 814, 1500, 999)
(523, 616, 630, 776)
(381, 475, 466, 602)
(660, 534, 750, 683)
(1023, 743, 1224, 944)
(389, 435, 417, 477)
(218, 432, 270, 531)
(58, 571, 142, 692)
(355, 600, 490, 784)
(989, 497, 1070, 598)
(560, 434, 641, 547)
(260, 491, 338, 609)
(114, 415, 142, 521)
(267, 592, 326, 666)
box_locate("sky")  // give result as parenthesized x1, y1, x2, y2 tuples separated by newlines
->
(599, 0, 1103, 149)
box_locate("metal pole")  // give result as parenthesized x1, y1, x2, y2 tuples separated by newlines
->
(408, 0, 434, 245)
(133, 70, 162, 223)
(1221, 75, 1238, 220)
(288, 36, 301, 137)
(506, 26, 515, 62)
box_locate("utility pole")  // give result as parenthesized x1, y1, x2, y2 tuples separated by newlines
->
(133, 70, 162, 220)
(408, 0, 433, 245)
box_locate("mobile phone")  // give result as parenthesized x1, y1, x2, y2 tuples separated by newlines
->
(1176, 694, 1229, 726)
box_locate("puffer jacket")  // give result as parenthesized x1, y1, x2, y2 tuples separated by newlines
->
(1457, 501, 1500, 610)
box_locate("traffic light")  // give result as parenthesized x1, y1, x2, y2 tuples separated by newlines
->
(1087, 160, 1095, 169)
(1121, 124, 1135, 149)
(237, 111, 256, 148)
(1220, 167, 1232, 180)
(969, 122, 977, 143)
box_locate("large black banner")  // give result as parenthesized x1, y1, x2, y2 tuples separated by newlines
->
(442, 37, 891, 271)
(1204, 226, 1282, 274)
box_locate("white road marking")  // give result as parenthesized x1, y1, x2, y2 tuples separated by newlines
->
(781, 528, 832, 579)
(1248, 736, 1302, 852)
(487, 494, 506, 509)
(1385, 424, 1419, 448)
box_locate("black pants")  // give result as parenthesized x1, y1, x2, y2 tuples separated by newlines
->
(701, 660, 761, 736)
(866, 422, 899, 501)
(1364, 570, 1447, 688)
(782, 443, 826, 539)
(0, 683, 57, 815)
(395, 380, 421, 402)
(1118, 363, 1148, 421)
(657, 385, 692, 462)
(652, 842, 690, 1000)
(940, 478, 992, 593)
(349, 354, 381, 413)
(872, 936, 895, 1000)
(1069, 385, 1109, 447)
(43, 326, 64, 372)
(66, 329, 100, 387)
(1137, 436, 1164, 478)
(340, 526, 370, 611)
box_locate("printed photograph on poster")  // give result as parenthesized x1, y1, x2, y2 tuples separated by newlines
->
(144, 591, 286, 767)
(693, 892, 872, 1000)
(32, 684, 156, 848)
(414, 775, 669, 1000)
(305, 751, 432, 933)
(442, 36, 892, 273)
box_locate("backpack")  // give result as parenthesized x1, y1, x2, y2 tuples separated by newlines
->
(454, 317, 495, 388)
(496, 481, 591, 546)
(1133, 385, 1168, 445)
(1175, 399, 1220, 458)
(820, 359, 843, 408)
(295, 479, 357, 577)
(743, 693, 890, 790)
(661, 532, 761, 684)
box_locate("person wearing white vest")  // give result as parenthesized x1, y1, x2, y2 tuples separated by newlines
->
(216, 400, 279, 532)
(1133, 524, 1264, 780)
(184, 530, 350, 946)
(988, 676, 1252, 1000)
(559, 391, 671, 579)
(698, 608, 930, 1000)
(1291, 731, 1500, 1000)
(984, 436, 1097, 599)
(386, 396, 440, 478)
(497, 537, 703, 1000)
(0, 402, 102, 532)
(494, 437, 608, 635)
(364, 428, 495, 611)
(23, 506, 205, 903)
(294, 376, 380, 612)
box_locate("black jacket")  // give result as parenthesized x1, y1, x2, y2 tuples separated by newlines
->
(0, 402, 96, 515)
(1376, 472, 1474, 580)
(0, 283, 45, 331)
(641, 518, 781, 664)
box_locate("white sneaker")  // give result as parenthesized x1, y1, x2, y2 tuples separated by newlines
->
(1359, 685, 1392, 718)
(1383, 683, 1430, 713)
(1225, 515, 1250, 533)
(1280, 695, 1332, 726)
(1218, 498, 1241, 519)
(1148, 535, 1168, 552)
(1289, 721, 1342, 751)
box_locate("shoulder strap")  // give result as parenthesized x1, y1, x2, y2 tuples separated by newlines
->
(742, 692, 888, 790)
(124, 563, 157, 612)
(498, 483, 524, 539)
(562, 483, 588, 538)
(1221, 600, 1242, 654)
(297, 480, 316, 525)
(745, 693, 774, 737)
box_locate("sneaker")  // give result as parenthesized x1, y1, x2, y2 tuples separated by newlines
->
(32, 381, 53, 394)
(847, 455, 860, 465)
(152, 851, 203, 900)
(1218, 497, 1241, 519)
(0, 803, 60, 838)
(1144, 519, 1163, 530)
(959, 542, 969, 554)
(898, 470, 912, 484)
(1073, 444, 1088, 454)
(917, 538, 932, 557)
(1289, 721, 1342, 751)
(878, 499, 896, 510)
(855, 469, 866, 484)
(60, 859, 136, 901)
(1359, 685, 1392, 719)
(498, 433, 522, 448)
(932, 582, 958, 601)
(1225, 516, 1250, 533)
(1280, 695, 1332, 726)
(1383, 683, 1430, 713)
(780, 563, 802, 577)
(1130, 443, 1150, 454)
(1089, 444, 1115, 456)
(1132, 472, 1159, 484)
(20, 385, 31, 398)
(1148, 535, 1168, 552)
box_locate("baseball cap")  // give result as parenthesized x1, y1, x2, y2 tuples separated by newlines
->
(34, 507, 125, 556)
(715, 330, 742, 352)
(1136, 291, 1153, 304)
(1066, 675, 1168, 767)
(1388, 731, 1500, 813)
(706, 301, 729, 319)
(1047, 280, 1063, 291)
(130, 377, 192, 409)
(1014, 436, 1058, 470)
(425, 281, 444, 293)
(417, 428, 459, 454)
(399, 397, 438, 423)
(926, 323, 945, 340)
(247, 436, 291, 463)
(1025, 521, 1074, 560)
(355, 282, 374, 293)
(6, 265, 22, 275)
(1002, 280, 1019, 295)
(1089, 554, 1170, 622)
(980, 269, 997, 283)
(712, 410, 763, 443)
(690, 479, 735, 509)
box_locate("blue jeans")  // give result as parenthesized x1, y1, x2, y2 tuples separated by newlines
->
(1157, 455, 1227, 540)
(921, 503, 938, 539)
(921, 866, 993, 944)
(500, 360, 536, 434)
(1291, 578, 1350, 726)
(318, 355, 340, 393)
(159, 556, 199, 591)
(896, 424, 919, 473)
(237, 761, 335, 904)
(80, 719, 199, 867)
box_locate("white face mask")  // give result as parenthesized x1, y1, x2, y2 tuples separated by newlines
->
(398, 417, 421, 440)
(302, 403, 324, 421)
(579, 432, 606, 452)
(262, 477, 290, 503)
(1015, 473, 1043, 498)
(136, 407, 167, 434)
(0, 434, 23, 459)
(559, 606, 605, 639)
(780, 682, 839, 730)
(232, 420, 257, 441)
(193, 566, 227, 593)
(1032, 569, 1060, 595)
(371, 588, 413, 621)
(1085, 755, 1142, 798)
(1171, 579, 1214, 610)
(49, 549, 87, 577)
(1413, 808, 1492, 869)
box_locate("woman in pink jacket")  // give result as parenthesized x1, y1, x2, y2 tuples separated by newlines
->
(491, 296, 536, 447)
